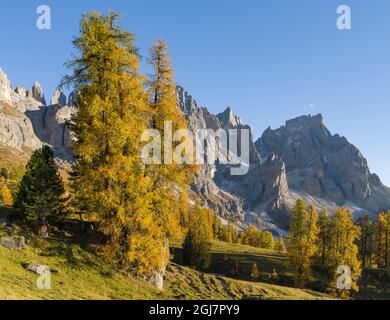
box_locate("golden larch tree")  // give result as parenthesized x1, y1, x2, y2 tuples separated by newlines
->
(145, 40, 196, 240)
(64, 12, 168, 282)
(1, 184, 13, 206)
(326, 208, 361, 298)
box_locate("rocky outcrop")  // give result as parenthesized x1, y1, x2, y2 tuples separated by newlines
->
(0, 100, 43, 151)
(177, 86, 246, 223)
(25, 263, 50, 275)
(0, 68, 15, 103)
(216, 106, 243, 128)
(27, 81, 46, 105)
(27, 104, 75, 162)
(50, 88, 67, 106)
(14, 86, 26, 97)
(0, 236, 26, 250)
(0, 68, 74, 164)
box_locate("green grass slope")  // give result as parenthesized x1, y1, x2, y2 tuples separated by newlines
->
(0, 212, 332, 300)
(171, 239, 329, 292)
(0, 235, 166, 300)
(165, 263, 331, 300)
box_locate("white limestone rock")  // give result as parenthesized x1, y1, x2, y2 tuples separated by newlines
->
(50, 88, 67, 106)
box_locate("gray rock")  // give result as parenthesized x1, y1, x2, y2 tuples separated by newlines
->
(0, 236, 26, 250)
(14, 86, 26, 97)
(25, 263, 50, 275)
(50, 88, 67, 106)
(0, 101, 43, 150)
(0, 68, 14, 103)
(216, 106, 243, 128)
(27, 81, 46, 105)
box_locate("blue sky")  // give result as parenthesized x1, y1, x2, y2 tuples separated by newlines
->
(1, 0, 390, 184)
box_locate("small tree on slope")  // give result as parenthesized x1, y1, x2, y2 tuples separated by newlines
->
(182, 207, 212, 271)
(14, 145, 65, 228)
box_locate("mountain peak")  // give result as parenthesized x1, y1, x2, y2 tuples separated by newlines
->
(176, 86, 197, 115)
(27, 81, 46, 105)
(256, 112, 390, 213)
(50, 88, 67, 106)
(285, 113, 324, 129)
(216, 106, 243, 127)
(0, 68, 14, 102)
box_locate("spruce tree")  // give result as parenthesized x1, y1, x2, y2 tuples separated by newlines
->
(213, 213, 222, 239)
(182, 207, 212, 271)
(14, 145, 65, 227)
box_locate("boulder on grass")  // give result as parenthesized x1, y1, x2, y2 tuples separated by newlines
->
(0, 236, 26, 250)
(25, 263, 50, 275)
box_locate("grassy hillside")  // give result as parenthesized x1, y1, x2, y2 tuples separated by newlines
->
(165, 263, 331, 300)
(171, 239, 328, 292)
(0, 211, 332, 300)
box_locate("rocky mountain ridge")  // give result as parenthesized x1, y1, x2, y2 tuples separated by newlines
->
(177, 87, 390, 231)
(256, 114, 390, 214)
(0, 68, 74, 165)
(1, 68, 389, 233)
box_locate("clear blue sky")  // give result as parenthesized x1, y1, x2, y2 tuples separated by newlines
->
(1, 1, 390, 184)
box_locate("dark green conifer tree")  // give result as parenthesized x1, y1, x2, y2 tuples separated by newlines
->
(14, 145, 65, 227)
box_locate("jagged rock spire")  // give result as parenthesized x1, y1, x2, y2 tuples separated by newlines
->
(27, 81, 46, 105)
(0, 68, 14, 102)
(14, 86, 27, 97)
(216, 106, 243, 128)
(50, 88, 67, 106)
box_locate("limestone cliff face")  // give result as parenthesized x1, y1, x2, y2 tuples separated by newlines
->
(0, 68, 73, 165)
(177, 86, 246, 223)
(177, 86, 290, 228)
